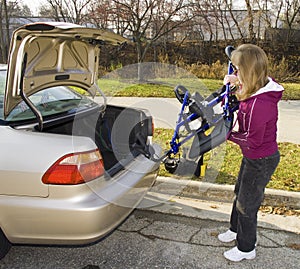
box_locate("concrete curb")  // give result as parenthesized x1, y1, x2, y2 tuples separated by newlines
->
(153, 176, 300, 209)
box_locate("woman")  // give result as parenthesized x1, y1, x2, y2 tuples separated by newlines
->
(218, 44, 284, 262)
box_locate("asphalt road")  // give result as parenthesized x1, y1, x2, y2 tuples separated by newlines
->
(0, 208, 298, 269)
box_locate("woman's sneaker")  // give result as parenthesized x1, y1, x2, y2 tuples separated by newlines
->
(218, 230, 237, 243)
(224, 246, 256, 262)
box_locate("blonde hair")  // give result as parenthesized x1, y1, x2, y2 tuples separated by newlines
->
(231, 44, 269, 100)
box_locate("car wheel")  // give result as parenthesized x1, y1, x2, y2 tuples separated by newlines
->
(0, 229, 11, 259)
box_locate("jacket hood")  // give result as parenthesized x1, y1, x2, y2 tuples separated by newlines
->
(250, 77, 284, 102)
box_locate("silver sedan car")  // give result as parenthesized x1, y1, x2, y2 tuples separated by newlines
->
(0, 22, 160, 259)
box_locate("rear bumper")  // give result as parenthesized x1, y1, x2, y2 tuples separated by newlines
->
(0, 152, 160, 245)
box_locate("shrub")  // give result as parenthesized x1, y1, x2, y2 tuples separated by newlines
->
(187, 61, 226, 79)
(268, 56, 300, 83)
(186, 58, 299, 82)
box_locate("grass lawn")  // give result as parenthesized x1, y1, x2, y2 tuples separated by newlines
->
(98, 78, 221, 98)
(97, 78, 300, 100)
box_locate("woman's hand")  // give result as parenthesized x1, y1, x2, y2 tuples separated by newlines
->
(223, 74, 239, 86)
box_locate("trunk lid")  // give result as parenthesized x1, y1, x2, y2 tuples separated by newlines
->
(4, 21, 127, 119)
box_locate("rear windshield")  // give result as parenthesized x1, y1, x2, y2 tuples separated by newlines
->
(0, 69, 97, 122)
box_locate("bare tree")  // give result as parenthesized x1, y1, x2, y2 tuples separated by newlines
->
(101, 0, 194, 64)
(252, 0, 271, 29)
(275, 1, 285, 28)
(283, 0, 300, 29)
(212, 0, 228, 41)
(191, 1, 218, 43)
(44, 0, 92, 24)
(192, 0, 248, 42)
(86, 0, 112, 29)
(0, 0, 21, 63)
(281, 0, 300, 43)
(244, 0, 256, 41)
(265, 0, 300, 29)
(224, 0, 246, 41)
(253, 0, 299, 42)
(0, 0, 9, 63)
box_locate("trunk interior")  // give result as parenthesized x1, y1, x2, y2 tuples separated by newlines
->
(41, 104, 153, 176)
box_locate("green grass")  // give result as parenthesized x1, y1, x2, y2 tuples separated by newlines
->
(217, 142, 300, 191)
(112, 84, 173, 97)
(153, 128, 300, 192)
(96, 78, 299, 100)
(97, 78, 221, 98)
(281, 83, 300, 100)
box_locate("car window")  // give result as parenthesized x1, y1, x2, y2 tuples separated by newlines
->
(0, 70, 5, 96)
(0, 69, 97, 122)
(0, 70, 5, 116)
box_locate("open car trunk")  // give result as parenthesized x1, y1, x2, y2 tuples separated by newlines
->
(3, 22, 155, 178)
(41, 103, 153, 176)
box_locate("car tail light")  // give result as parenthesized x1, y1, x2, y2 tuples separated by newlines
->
(42, 150, 104, 185)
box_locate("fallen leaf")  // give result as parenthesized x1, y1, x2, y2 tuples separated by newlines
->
(210, 232, 219, 237)
(287, 243, 300, 250)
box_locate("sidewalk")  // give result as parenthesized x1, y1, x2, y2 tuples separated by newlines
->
(278, 100, 300, 144)
(142, 177, 300, 234)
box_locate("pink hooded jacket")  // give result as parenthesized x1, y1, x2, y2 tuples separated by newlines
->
(228, 78, 284, 159)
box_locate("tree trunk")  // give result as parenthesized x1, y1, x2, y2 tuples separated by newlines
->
(0, 0, 10, 63)
(245, 0, 256, 42)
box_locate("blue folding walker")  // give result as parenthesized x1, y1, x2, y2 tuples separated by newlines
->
(150, 46, 240, 174)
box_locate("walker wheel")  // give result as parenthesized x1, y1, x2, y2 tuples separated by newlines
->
(164, 156, 180, 174)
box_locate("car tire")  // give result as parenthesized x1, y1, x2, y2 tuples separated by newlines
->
(0, 229, 11, 259)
